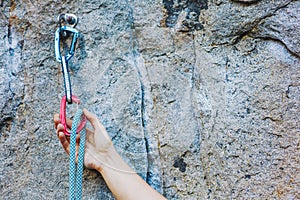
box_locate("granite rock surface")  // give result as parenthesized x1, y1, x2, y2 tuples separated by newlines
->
(1, 0, 299, 199)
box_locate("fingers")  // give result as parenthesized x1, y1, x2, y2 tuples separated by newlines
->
(56, 123, 65, 135)
(83, 109, 113, 145)
(54, 113, 73, 130)
(57, 126, 70, 154)
(66, 117, 73, 129)
(55, 114, 81, 156)
(54, 114, 60, 129)
(57, 125, 82, 156)
(76, 134, 81, 143)
(55, 117, 70, 154)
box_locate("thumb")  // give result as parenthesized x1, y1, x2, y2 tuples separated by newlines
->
(83, 109, 101, 129)
(83, 109, 110, 139)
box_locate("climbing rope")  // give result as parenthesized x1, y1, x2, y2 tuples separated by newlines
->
(69, 109, 86, 200)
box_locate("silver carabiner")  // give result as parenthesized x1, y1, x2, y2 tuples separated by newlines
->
(55, 26, 79, 63)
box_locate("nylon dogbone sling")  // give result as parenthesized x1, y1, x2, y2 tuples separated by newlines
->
(55, 14, 87, 200)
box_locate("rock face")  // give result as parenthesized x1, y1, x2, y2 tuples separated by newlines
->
(1, 0, 299, 199)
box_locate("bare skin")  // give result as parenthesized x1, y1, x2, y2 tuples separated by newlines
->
(54, 109, 166, 200)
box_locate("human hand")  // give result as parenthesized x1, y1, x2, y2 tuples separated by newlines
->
(55, 109, 166, 200)
(54, 109, 116, 172)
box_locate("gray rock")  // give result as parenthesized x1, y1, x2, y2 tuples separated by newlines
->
(1, 0, 299, 199)
(232, 0, 260, 3)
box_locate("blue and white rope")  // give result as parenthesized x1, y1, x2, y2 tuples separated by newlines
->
(69, 109, 86, 200)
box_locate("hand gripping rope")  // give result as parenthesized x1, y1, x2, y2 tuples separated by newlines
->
(55, 14, 87, 200)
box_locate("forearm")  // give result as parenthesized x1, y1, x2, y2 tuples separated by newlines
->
(54, 111, 165, 199)
(96, 148, 166, 200)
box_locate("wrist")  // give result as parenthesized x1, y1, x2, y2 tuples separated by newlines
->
(92, 144, 117, 173)
(98, 147, 135, 175)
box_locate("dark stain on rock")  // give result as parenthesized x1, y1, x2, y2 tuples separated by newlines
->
(173, 157, 187, 172)
(0, 117, 13, 134)
(244, 174, 251, 179)
(162, 0, 208, 31)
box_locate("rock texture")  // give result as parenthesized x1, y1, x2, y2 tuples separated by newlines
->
(1, 0, 299, 199)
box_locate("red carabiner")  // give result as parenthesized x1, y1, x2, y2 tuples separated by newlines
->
(60, 95, 87, 136)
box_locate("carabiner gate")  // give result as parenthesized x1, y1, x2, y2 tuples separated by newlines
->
(55, 26, 79, 63)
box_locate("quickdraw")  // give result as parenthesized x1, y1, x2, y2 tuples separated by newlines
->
(55, 14, 79, 104)
(55, 14, 87, 200)
(55, 14, 86, 135)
